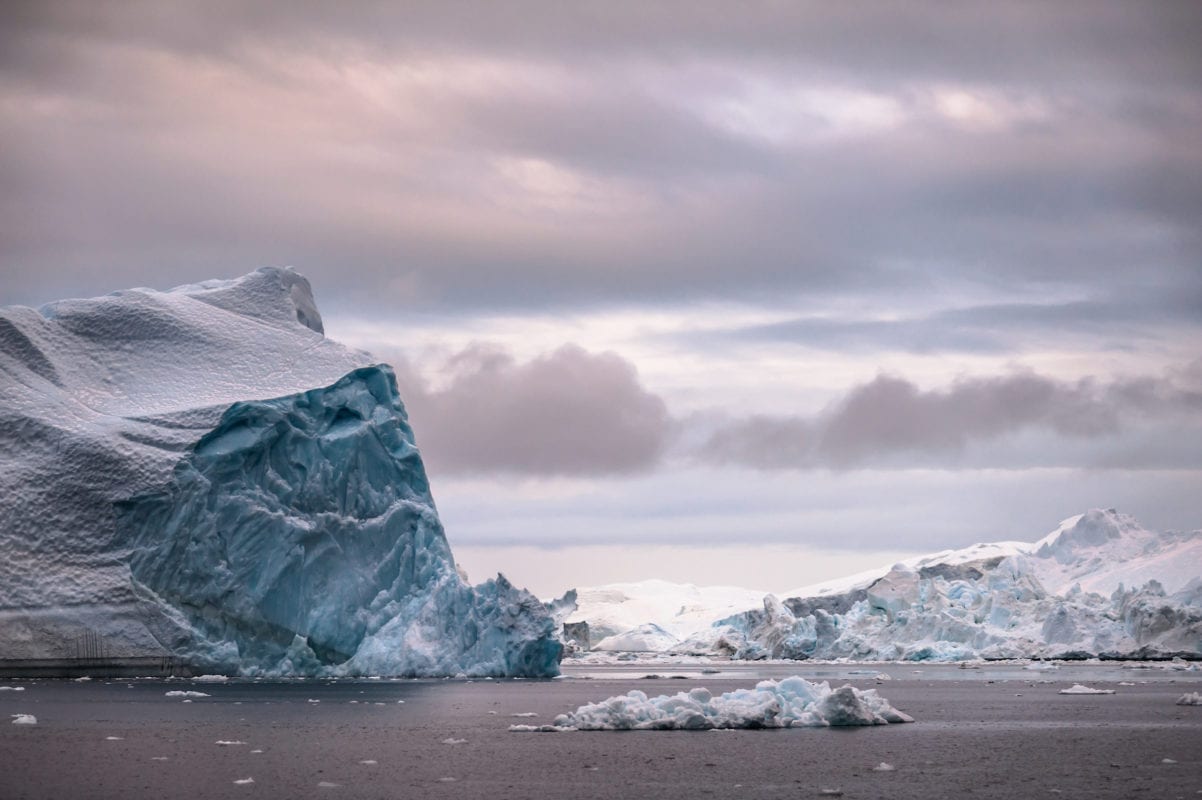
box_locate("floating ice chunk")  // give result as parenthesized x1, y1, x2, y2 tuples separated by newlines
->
(0, 686, 25, 691)
(233, 778, 254, 785)
(250, 749, 263, 754)
(317, 781, 340, 787)
(151, 756, 169, 761)
(1059, 684, 1115, 695)
(1161, 758, 1177, 764)
(509, 724, 576, 732)
(11, 714, 37, 725)
(438, 777, 457, 783)
(441, 737, 468, 744)
(165, 691, 210, 698)
(105, 736, 124, 741)
(359, 760, 377, 765)
(536, 676, 912, 731)
(74, 677, 91, 682)
(1176, 692, 1202, 706)
(511, 712, 539, 717)
(873, 763, 896, 772)
(307, 699, 321, 704)
(1024, 663, 1059, 671)
(215, 740, 247, 746)
(194, 675, 229, 683)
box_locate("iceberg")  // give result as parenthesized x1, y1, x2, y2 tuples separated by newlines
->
(566, 510, 1202, 662)
(0, 267, 560, 676)
(520, 676, 913, 731)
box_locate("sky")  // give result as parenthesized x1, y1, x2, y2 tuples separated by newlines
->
(3, 1, 1201, 596)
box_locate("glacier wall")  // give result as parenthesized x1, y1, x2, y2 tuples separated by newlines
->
(683, 511, 1202, 662)
(0, 267, 560, 676)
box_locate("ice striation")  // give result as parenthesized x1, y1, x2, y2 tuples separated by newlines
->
(0, 268, 560, 676)
(565, 510, 1201, 662)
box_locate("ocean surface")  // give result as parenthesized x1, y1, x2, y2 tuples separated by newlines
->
(2, 663, 1200, 799)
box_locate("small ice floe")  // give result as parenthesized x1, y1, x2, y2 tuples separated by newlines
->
(233, 777, 254, 785)
(1162, 758, 1177, 764)
(165, 691, 210, 698)
(151, 757, 169, 761)
(511, 712, 538, 718)
(307, 699, 320, 704)
(349, 700, 358, 704)
(182, 699, 193, 704)
(441, 737, 467, 745)
(11, 714, 37, 725)
(1176, 692, 1202, 706)
(1024, 662, 1058, 671)
(396, 700, 405, 704)
(193, 675, 229, 683)
(215, 740, 247, 746)
(509, 724, 570, 732)
(819, 790, 843, 796)
(74, 676, 92, 682)
(437, 777, 457, 783)
(487, 711, 498, 715)
(514, 676, 913, 731)
(359, 760, 377, 765)
(1059, 685, 1115, 695)
(105, 736, 124, 741)
(1118, 681, 1137, 687)
(317, 781, 340, 787)
(0, 686, 25, 691)
(872, 763, 896, 772)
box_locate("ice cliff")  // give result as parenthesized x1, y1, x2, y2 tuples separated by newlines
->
(0, 267, 560, 676)
(566, 510, 1202, 662)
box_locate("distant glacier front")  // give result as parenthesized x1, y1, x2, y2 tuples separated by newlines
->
(566, 509, 1202, 662)
(0, 267, 561, 676)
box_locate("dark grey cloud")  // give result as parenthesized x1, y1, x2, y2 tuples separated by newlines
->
(1, 0, 1200, 321)
(700, 365, 1202, 470)
(380, 344, 671, 476)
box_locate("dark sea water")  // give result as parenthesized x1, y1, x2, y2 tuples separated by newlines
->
(2, 664, 1199, 799)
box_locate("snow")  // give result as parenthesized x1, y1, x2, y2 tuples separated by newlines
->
(515, 676, 912, 731)
(1058, 684, 1116, 695)
(565, 579, 766, 646)
(0, 268, 559, 677)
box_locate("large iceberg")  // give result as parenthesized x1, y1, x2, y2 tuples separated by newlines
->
(0, 267, 560, 676)
(565, 510, 1202, 662)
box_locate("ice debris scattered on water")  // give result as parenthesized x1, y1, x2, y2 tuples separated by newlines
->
(1059, 684, 1116, 695)
(512, 676, 912, 731)
(441, 737, 468, 744)
(0, 686, 25, 691)
(1176, 692, 1202, 706)
(215, 740, 247, 746)
(11, 714, 37, 725)
(165, 690, 210, 698)
(233, 778, 255, 785)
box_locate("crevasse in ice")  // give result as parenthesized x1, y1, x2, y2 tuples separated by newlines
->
(0, 267, 560, 676)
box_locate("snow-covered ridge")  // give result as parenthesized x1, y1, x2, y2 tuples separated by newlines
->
(0, 268, 560, 676)
(563, 510, 1202, 662)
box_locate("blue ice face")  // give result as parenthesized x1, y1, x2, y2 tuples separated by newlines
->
(117, 365, 561, 677)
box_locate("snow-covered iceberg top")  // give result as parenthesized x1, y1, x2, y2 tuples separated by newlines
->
(513, 676, 913, 731)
